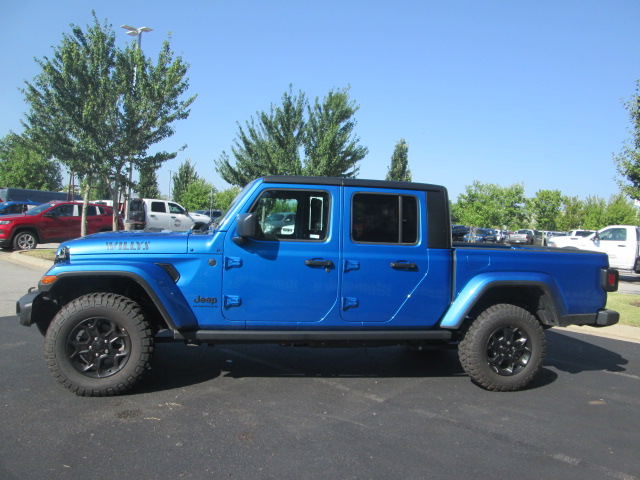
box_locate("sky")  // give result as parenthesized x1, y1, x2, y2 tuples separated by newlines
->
(1, 0, 639, 203)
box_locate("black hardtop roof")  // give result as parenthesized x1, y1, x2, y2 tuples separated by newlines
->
(261, 175, 447, 194)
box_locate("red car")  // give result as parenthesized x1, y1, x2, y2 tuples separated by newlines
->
(0, 201, 121, 250)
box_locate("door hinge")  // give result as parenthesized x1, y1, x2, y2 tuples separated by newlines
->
(343, 260, 360, 273)
(224, 295, 242, 308)
(225, 257, 243, 269)
(341, 297, 359, 310)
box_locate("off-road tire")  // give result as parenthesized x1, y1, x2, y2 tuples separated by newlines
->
(44, 293, 154, 396)
(13, 231, 38, 250)
(458, 304, 546, 391)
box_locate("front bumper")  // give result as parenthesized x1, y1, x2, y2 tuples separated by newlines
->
(16, 288, 41, 327)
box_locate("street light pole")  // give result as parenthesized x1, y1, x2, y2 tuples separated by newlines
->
(120, 25, 153, 229)
(121, 25, 153, 48)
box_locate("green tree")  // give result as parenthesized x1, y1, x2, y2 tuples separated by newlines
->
(137, 163, 161, 198)
(0, 133, 63, 191)
(604, 193, 640, 225)
(216, 86, 306, 186)
(453, 181, 526, 229)
(557, 196, 584, 231)
(385, 138, 411, 182)
(528, 189, 562, 230)
(614, 80, 640, 201)
(179, 178, 215, 211)
(581, 195, 607, 229)
(21, 12, 196, 232)
(303, 87, 367, 177)
(215, 85, 367, 186)
(171, 159, 199, 205)
(214, 186, 241, 212)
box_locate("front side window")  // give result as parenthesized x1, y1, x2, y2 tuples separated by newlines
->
(169, 203, 186, 214)
(600, 228, 627, 242)
(249, 189, 330, 241)
(52, 204, 76, 217)
(352, 193, 418, 244)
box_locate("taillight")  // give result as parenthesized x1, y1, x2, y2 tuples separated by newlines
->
(600, 268, 619, 292)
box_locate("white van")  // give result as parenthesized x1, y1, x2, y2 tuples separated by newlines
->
(128, 199, 211, 232)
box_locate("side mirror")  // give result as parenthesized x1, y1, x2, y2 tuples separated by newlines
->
(233, 213, 258, 245)
(591, 232, 599, 242)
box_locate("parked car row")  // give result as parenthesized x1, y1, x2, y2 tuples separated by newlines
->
(453, 226, 602, 247)
(0, 185, 226, 251)
(453, 226, 506, 243)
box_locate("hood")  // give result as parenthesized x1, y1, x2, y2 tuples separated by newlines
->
(62, 230, 191, 256)
(189, 211, 211, 221)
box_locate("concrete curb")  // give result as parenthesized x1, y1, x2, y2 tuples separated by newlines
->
(8, 251, 53, 272)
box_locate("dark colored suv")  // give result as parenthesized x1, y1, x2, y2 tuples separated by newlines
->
(0, 201, 120, 250)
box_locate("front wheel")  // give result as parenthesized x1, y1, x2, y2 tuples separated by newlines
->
(44, 293, 154, 396)
(13, 231, 38, 250)
(458, 304, 546, 391)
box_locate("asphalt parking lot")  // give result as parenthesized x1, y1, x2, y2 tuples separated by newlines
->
(1, 254, 639, 479)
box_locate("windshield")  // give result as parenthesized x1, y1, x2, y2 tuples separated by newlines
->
(215, 180, 258, 229)
(25, 203, 55, 215)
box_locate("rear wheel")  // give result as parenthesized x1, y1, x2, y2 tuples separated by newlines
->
(458, 304, 546, 391)
(44, 293, 154, 396)
(13, 231, 38, 250)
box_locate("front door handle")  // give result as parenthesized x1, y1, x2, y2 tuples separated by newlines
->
(390, 262, 418, 271)
(305, 259, 334, 272)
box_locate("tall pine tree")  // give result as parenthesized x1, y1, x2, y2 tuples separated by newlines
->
(385, 138, 411, 182)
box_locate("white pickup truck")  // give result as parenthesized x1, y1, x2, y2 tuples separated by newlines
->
(128, 198, 211, 232)
(548, 225, 640, 272)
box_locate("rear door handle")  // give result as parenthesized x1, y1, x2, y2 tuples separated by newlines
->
(390, 262, 418, 271)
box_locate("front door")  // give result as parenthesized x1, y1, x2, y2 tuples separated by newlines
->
(222, 186, 340, 326)
(42, 204, 80, 242)
(595, 227, 638, 270)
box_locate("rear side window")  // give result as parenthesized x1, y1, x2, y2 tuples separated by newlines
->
(151, 202, 166, 213)
(352, 193, 418, 244)
(81, 206, 98, 216)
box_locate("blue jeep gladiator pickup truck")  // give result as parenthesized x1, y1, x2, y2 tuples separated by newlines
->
(17, 176, 620, 396)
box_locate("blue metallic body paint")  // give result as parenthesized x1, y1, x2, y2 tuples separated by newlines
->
(44, 177, 611, 334)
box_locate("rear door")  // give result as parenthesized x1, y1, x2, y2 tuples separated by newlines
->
(83, 205, 107, 234)
(222, 185, 340, 326)
(340, 187, 451, 328)
(146, 201, 169, 230)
